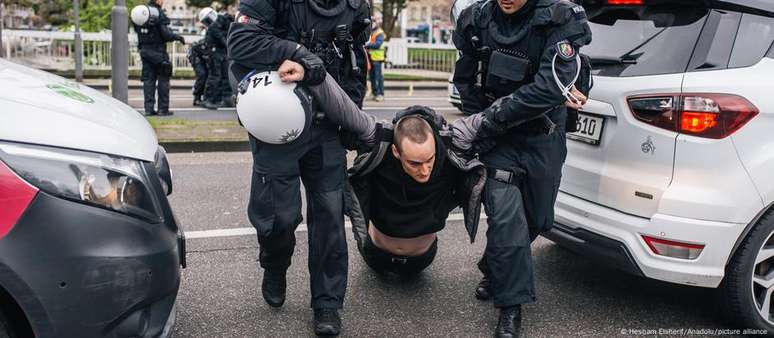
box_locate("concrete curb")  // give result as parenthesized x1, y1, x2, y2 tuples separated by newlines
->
(160, 140, 250, 153)
(86, 82, 448, 91)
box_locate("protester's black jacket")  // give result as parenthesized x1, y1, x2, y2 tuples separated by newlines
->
(344, 107, 487, 243)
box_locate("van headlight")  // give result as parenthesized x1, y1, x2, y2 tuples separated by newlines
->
(0, 142, 163, 223)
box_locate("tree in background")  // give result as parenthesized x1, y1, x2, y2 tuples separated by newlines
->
(185, 0, 236, 10)
(381, 0, 409, 39)
(79, 0, 144, 32)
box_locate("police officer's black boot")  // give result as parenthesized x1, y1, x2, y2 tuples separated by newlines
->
(203, 100, 222, 109)
(261, 269, 286, 308)
(313, 308, 341, 336)
(475, 274, 493, 300)
(495, 305, 522, 338)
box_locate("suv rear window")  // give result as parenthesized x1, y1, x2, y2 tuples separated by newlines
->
(584, 6, 709, 77)
(729, 14, 774, 68)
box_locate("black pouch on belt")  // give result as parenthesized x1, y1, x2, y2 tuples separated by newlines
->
(486, 50, 531, 98)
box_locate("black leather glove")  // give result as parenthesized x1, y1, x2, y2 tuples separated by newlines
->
(476, 110, 506, 139)
(470, 107, 506, 155)
(296, 53, 326, 86)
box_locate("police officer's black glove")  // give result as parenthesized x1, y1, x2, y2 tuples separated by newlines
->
(296, 54, 326, 86)
(471, 106, 507, 155)
(477, 108, 507, 139)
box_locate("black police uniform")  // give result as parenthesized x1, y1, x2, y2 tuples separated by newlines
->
(203, 13, 233, 106)
(228, 0, 370, 310)
(453, 0, 592, 308)
(133, 1, 184, 115)
(187, 39, 210, 105)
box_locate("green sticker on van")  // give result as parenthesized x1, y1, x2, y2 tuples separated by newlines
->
(47, 83, 95, 104)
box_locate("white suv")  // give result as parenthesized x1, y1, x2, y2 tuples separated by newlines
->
(544, 0, 774, 331)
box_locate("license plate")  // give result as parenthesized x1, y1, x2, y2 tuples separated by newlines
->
(568, 112, 605, 146)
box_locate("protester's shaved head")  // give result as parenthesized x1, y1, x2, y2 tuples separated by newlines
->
(394, 116, 433, 152)
(392, 116, 436, 183)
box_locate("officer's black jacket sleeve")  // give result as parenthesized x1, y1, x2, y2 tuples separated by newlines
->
(158, 12, 183, 43)
(208, 18, 229, 49)
(228, 0, 313, 69)
(452, 6, 487, 115)
(489, 3, 592, 124)
(353, 2, 371, 107)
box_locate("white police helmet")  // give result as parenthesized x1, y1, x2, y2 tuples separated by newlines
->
(130, 5, 159, 27)
(450, 0, 478, 25)
(236, 71, 312, 144)
(198, 7, 218, 26)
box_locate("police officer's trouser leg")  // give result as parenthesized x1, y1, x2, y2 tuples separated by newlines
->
(247, 127, 348, 310)
(299, 137, 348, 309)
(157, 62, 171, 112)
(219, 60, 232, 101)
(205, 53, 223, 103)
(141, 58, 157, 113)
(193, 63, 208, 101)
(479, 130, 567, 307)
(482, 178, 536, 308)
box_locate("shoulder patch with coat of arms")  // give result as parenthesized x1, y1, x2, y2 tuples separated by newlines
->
(556, 40, 576, 61)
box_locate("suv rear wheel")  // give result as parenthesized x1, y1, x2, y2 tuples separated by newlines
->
(723, 209, 774, 331)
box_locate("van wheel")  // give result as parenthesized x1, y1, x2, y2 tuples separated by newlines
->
(0, 310, 12, 338)
(722, 210, 774, 331)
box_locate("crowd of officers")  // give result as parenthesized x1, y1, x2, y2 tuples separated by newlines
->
(133, 0, 235, 116)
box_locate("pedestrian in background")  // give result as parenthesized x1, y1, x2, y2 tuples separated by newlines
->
(187, 38, 210, 107)
(198, 7, 234, 109)
(366, 19, 386, 102)
(133, 0, 185, 116)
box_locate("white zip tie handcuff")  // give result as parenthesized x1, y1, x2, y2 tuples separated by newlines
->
(552, 52, 582, 103)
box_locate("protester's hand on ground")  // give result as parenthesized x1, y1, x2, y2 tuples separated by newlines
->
(279, 60, 305, 83)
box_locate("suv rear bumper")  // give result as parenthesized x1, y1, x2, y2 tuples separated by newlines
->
(553, 191, 747, 288)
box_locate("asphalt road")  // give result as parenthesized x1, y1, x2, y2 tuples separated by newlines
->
(167, 152, 739, 338)
(126, 88, 463, 123)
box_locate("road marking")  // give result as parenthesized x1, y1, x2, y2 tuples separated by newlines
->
(135, 107, 458, 113)
(129, 96, 449, 102)
(364, 107, 458, 111)
(185, 213, 485, 239)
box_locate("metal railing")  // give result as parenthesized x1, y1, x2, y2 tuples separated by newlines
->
(384, 38, 458, 74)
(2, 30, 200, 71)
(1, 30, 456, 76)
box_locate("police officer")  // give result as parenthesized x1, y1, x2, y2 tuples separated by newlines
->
(453, 0, 591, 337)
(187, 38, 210, 107)
(132, 0, 185, 116)
(227, 0, 370, 335)
(198, 8, 234, 109)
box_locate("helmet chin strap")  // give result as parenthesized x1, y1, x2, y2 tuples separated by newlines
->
(552, 52, 582, 103)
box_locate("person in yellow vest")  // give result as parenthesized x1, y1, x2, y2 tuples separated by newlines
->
(366, 20, 387, 102)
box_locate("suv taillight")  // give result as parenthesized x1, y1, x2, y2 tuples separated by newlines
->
(607, 0, 644, 5)
(0, 160, 38, 239)
(627, 93, 758, 139)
